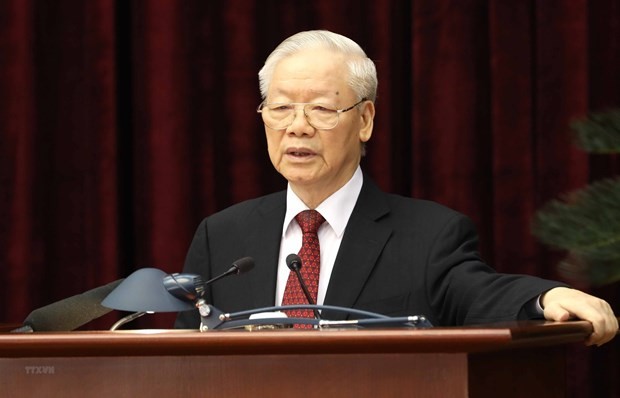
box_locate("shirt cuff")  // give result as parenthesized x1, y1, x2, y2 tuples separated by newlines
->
(519, 294, 545, 319)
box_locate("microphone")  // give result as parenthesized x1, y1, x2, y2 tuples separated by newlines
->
(207, 256, 255, 284)
(164, 257, 255, 302)
(14, 279, 124, 332)
(285, 253, 321, 320)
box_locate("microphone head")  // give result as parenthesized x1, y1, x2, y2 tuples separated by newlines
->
(24, 279, 123, 332)
(285, 254, 302, 271)
(231, 257, 255, 275)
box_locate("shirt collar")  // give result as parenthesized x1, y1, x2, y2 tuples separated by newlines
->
(283, 166, 363, 237)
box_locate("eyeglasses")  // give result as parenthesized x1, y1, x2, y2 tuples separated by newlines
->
(256, 99, 367, 130)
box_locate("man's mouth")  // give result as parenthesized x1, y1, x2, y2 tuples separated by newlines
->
(287, 148, 315, 157)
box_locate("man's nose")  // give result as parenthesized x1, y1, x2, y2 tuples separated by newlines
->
(287, 106, 315, 134)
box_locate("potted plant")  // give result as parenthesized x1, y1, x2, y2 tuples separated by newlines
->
(532, 109, 620, 286)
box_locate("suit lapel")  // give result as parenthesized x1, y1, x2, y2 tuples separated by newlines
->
(322, 177, 392, 320)
(241, 192, 286, 309)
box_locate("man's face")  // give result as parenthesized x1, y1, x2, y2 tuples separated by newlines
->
(264, 48, 374, 200)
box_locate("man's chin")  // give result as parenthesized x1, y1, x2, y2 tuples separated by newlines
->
(284, 174, 315, 185)
(280, 170, 322, 187)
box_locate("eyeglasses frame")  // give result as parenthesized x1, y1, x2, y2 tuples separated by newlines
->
(256, 98, 368, 130)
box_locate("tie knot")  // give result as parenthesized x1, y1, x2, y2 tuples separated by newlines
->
(295, 210, 325, 235)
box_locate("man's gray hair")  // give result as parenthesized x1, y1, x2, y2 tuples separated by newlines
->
(258, 30, 377, 102)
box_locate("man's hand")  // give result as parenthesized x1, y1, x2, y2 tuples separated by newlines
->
(542, 287, 619, 346)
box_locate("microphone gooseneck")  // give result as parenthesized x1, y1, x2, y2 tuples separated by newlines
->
(165, 257, 256, 302)
(285, 253, 321, 320)
(203, 256, 255, 285)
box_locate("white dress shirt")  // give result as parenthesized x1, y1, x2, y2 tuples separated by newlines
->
(275, 166, 364, 306)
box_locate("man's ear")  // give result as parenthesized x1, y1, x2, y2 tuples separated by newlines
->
(358, 101, 375, 143)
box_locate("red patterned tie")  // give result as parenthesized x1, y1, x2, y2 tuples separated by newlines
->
(282, 210, 325, 326)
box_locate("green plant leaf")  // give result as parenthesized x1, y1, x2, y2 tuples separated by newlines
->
(571, 109, 620, 153)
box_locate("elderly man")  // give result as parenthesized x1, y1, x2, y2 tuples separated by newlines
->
(175, 30, 617, 345)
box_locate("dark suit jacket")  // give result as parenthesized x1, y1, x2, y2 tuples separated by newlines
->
(175, 176, 562, 329)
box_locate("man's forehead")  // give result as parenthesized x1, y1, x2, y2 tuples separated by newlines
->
(269, 51, 350, 100)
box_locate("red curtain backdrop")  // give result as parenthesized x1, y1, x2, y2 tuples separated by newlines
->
(1, 1, 619, 396)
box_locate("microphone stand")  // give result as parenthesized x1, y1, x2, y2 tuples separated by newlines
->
(291, 268, 322, 320)
(286, 253, 321, 320)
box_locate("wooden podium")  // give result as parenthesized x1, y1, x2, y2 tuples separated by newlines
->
(0, 320, 591, 397)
